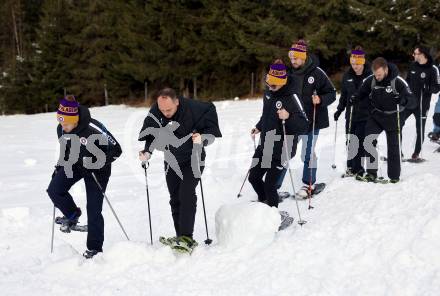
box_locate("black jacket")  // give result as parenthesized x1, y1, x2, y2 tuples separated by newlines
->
(138, 97, 222, 164)
(255, 77, 309, 161)
(57, 105, 122, 172)
(337, 64, 373, 122)
(358, 63, 414, 131)
(289, 54, 336, 131)
(406, 60, 440, 110)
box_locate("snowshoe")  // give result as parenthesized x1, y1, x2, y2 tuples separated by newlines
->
(170, 236, 198, 254)
(406, 154, 426, 163)
(278, 211, 294, 231)
(56, 208, 87, 233)
(83, 249, 100, 259)
(356, 174, 389, 184)
(159, 236, 178, 246)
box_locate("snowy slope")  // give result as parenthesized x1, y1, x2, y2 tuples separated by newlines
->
(1, 97, 440, 296)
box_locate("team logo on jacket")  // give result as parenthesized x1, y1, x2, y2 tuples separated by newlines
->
(421, 72, 426, 78)
(80, 137, 88, 145)
(276, 101, 283, 109)
(308, 76, 315, 84)
(385, 86, 393, 93)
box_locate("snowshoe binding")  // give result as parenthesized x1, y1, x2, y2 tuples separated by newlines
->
(56, 208, 87, 232)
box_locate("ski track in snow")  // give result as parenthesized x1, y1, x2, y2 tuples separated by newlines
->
(1, 97, 440, 295)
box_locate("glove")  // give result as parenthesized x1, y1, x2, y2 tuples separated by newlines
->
(334, 110, 342, 121)
(349, 95, 357, 105)
(51, 165, 61, 179)
(393, 93, 402, 105)
(250, 127, 260, 139)
(423, 84, 430, 93)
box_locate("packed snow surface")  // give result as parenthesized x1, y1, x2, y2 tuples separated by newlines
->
(1, 97, 440, 295)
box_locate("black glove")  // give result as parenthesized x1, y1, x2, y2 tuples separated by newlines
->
(423, 84, 430, 93)
(334, 110, 342, 121)
(393, 93, 402, 105)
(349, 95, 357, 105)
(51, 165, 61, 179)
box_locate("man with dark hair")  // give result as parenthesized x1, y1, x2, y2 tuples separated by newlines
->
(47, 95, 122, 259)
(285, 39, 336, 198)
(138, 88, 221, 252)
(354, 57, 414, 183)
(334, 46, 372, 177)
(403, 46, 440, 161)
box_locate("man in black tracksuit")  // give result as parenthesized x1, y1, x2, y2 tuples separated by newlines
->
(138, 88, 221, 246)
(403, 45, 440, 160)
(47, 95, 122, 258)
(249, 61, 308, 208)
(334, 47, 373, 176)
(355, 58, 414, 182)
(286, 40, 336, 198)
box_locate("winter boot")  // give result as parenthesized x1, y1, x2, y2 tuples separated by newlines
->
(83, 249, 100, 259)
(296, 185, 314, 199)
(59, 208, 82, 233)
(55, 207, 82, 225)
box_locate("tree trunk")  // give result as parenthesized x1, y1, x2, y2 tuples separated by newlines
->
(11, 3, 21, 58)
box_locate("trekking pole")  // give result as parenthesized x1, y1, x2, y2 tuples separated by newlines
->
(195, 148, 213, 245)
(419, 92, 424, 158)
(277, 101, 306, 225)
(91, 172, 130, 241)
(237, 137, 257, 198)
(142, 161, 153, 245)
(345, 105, 354, 172)
(307, 102, 317, 210)
(331, 120, 338, 169)
(50, 205, 55, 253)
(397, 104, 402, 166)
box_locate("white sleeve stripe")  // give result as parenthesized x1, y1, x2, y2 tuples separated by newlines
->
(363, 74, 374, 83)
(397, 76, 409, 87)
(433, 65, 440, 83)
(317, 67, 336, 89)
(89, 122, 106, 135)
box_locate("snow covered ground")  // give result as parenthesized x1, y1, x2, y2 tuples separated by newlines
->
(1, 96, 440, 296)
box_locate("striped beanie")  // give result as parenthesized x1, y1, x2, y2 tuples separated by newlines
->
(266, 59, 287, 86)
(56, 95, 79, 124)
(350, 47, 366, 65)
(288, 40, 307, 60)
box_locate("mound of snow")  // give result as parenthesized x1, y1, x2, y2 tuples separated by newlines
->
(215, 202, 280, 249)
